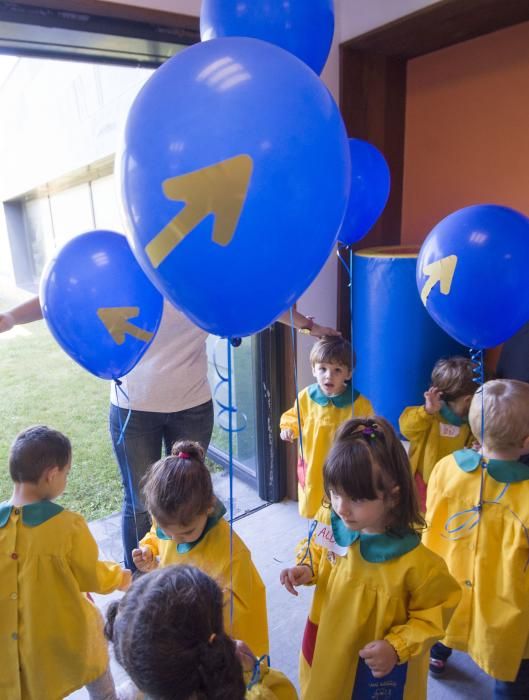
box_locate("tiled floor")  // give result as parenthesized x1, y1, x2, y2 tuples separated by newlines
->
(68, 497, 495, 699)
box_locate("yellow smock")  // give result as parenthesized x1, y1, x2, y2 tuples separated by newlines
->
(296, 507, 460, 700)
(245, 664, 298, 699)
(0, 500, 125, 700)
(140, 501, 269, 658)
(399, 404, 474, 483)
(280, 383, 374, 518)
(424, 449, 529, 681)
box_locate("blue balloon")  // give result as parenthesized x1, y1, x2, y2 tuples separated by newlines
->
(200, 0, 334, 75)
(417, 205, 529, 349)
(118, 37, 350, 338)
(40, 231, 164, 380)
(339, 139, 391, 245)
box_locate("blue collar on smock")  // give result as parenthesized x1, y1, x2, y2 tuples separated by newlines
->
(454, 448, 529, 483)
(156, 498, 227, 553)
(0, 500, 64, 528)
(439, 403, 467, 427)
(330, 509, 420, 562)
(308, 383, 359, 408)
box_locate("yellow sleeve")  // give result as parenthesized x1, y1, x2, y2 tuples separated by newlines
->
(399, 406, 435, 441)
(279, 401, 301, 438)
(68, 516, 125, 594)
(384, 562, 461, 663)
(139, 521, 161, 557)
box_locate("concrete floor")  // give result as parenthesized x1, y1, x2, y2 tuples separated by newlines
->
(69, 499, 495, 699)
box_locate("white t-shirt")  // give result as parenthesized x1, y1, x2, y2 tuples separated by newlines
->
(110, 300, 211, 413)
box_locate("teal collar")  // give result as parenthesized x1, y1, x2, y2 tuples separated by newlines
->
(330, 510, 420, 562)
(0, 500, 64, 528)
(440, 403, 467, 427)
(156, 498, 227, 554)
(308, 383, 359, 408)
(454, 448, 529, 483)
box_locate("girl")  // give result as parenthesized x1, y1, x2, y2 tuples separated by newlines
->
(105, 564, 297, 700)
(132, 440, 269, 658)
(280, 417, 461, 700)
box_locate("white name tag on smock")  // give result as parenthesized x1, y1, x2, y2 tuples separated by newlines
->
(439, 423, 460, 438)
(312, 521, 349, 557)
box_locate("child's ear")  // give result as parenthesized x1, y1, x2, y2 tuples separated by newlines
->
(390, 485, 400, 503)
(44, 465, 61, 483)
(311, 365, 317, 379)
(520, 435, 529, 454)
(346, 368, 353, 381)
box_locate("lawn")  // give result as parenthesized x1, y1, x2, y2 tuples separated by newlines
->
(0, 291, 122, 520)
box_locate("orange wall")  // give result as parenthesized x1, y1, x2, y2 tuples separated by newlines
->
(402, 21, 529, 245)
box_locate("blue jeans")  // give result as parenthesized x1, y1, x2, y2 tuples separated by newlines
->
(495, 660, 529, 699)
(109, 400, 214, 570)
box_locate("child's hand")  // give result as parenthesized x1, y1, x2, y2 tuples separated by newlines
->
(280, 429, 296, 442)
(359, 640, 398, 678)
(119, 569, 132, 591)
(280, 565, 312, 595)
(132, 546, 157, 572)
(424, 386, 443, 415)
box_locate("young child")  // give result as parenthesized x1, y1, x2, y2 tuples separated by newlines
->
(399, 356, 477, 510)
(280, 417, 460, 700)
(280, 336, 374, 518)
(105, 564, 297, 700)
(0, 425, 131, 700)
(132, 440, 269, 658)
(424, 379, 529, 693)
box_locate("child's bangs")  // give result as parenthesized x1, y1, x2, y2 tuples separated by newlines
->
(324, 441, 379, 501)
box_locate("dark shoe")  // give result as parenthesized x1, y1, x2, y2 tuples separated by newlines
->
(429, 658, 447, 676)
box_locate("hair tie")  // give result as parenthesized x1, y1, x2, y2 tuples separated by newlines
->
(208, 633, 216, 645)
(177, 452, 191, 459)
(362, 427, 377, 439)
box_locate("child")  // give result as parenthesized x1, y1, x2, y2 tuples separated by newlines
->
(132, 440, 269, 658)
(399, 356, 477, 509)
(0, 425, 131, 700)
(424, 379, 529, 693)
(105, 564, 297, 700)
(280, 336, 374, 518)
(280, 417, 460, 700)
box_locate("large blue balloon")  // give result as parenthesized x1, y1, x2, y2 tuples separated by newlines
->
(338, 139, 391, 245)
(40, 231, 164, 380)
(118, 37, 350, 338)
(200, 0, 334, 75)
(417, 205, 529, 349)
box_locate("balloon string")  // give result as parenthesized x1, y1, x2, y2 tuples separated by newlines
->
(227, 338, 234, 637)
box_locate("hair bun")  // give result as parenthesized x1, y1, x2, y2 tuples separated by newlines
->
(171, 440, 205, 462)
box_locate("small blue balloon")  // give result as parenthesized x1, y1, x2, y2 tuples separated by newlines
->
(338, 139, 390, 245)
(40, 231, 164, 379)
(200, 0, 334, 75)
(417, 205, 529, 349)
(118, 37, 350, 338)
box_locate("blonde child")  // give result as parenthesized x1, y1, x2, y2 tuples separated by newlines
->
(105, 564, 296, 700)
(280, 336, 373, 518)
(399, 356, 477, 510)
(424, 379, 529, 694)
(132, 440, 269, 658)
(0, 425, 131, 700)
(280, 417, 460, 700)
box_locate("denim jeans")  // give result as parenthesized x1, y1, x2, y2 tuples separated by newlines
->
(109, 399, 214, 569)
(495, 660, 529, 699)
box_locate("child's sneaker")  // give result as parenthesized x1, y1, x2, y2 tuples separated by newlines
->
(429, 657, 447, 676)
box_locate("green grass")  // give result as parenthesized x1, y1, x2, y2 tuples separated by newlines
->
(0, 292, 121, 520)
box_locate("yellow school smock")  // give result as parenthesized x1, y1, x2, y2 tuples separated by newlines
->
(0, 500, 125, 700)
(245, 664, 298, 700)
(296, 507, 460, 700)
(399, 404, 474, 483)
(140, 500, 269, 658)
(280, 384, 374, 518)
(424, 449, 529, 681)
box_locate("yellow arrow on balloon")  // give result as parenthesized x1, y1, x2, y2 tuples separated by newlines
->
(420, 255, 458, 305)
(97, 307, 154, 345)
(145, 154, 254, 268)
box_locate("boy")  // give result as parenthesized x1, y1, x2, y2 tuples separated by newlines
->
(424, 380, 529, 694)
(280, 336, 373, 518)
(0, 425, 130, 700)
(399, 356, 477, 509)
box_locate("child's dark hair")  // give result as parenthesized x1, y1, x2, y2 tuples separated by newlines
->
(324, 417, 425, 533)
(310, 336, 356, 371)
(9, 425, 71, 484)
(105, 565, 246, 700)
(142, 440, 213, 525)
(431, 356, 477, 402)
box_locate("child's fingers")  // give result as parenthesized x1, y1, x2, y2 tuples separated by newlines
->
(280, 569, 299, 596)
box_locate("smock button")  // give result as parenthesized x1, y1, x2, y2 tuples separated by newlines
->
(464, 580, 473, 587)
(10, 592, 17, 600)
(11, 553, 18, 560)
(14, 508, 20, 515)
(11, 633, 18, 640)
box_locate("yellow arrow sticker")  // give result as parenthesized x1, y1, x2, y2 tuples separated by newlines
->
(145, 154, 254, 268)
(97, 307, 154, 345)
(420, 255, 458, 305)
